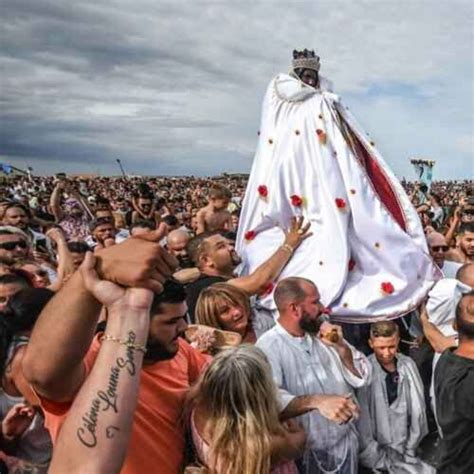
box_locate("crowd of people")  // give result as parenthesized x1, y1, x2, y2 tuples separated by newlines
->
(0, 172, 473, 474)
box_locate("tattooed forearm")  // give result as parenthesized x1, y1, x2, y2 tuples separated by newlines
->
(77, 331, 139, 448)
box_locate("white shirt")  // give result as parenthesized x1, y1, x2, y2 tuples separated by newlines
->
(256, 323, 371, 473)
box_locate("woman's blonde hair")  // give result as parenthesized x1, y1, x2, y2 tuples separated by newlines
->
(187, 345, 282, 474)
(195, 283, 251, 330)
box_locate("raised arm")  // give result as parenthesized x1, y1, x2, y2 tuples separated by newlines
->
(46, 226, 76, 292)
(196, 209, 207, 235)
(69, 187, 94, 220)
(419, 303, 457, 353)
(23, 236, 177, 402)
(22, 269, 100, 401)
(444, 205, 462, 246)
(49, 254, 152, 474)
(229, 217, 311, 295)
(50, 182, 64, 222)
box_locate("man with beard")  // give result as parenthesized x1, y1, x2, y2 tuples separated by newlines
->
(185, 217, 311, 323)
(447, 222, 474, 264)
(256, 277, 371, 474)
(22, 236, 208, 474)
(1, 203, 49, 253)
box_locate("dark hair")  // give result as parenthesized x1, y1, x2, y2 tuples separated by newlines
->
(67, 241, 91, 254)
(220, 231, 237, 241)
(150, 279, 187, 314)
(163, 215, 178, 226)
(455, 290, 474, 340)
(4, 202, 31, 219)
(130, 219, 156, 231)
(459, 222, 474, 235)
(0, 288, 54, 377)
(186, 231, 219, 265)
(89, 217, 114, 232)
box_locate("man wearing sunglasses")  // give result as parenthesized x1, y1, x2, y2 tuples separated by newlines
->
(427, 232, 461, 279)
(0, 228, 30, 265)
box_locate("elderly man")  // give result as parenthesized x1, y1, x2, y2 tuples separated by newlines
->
(256, 277, 371, 474)
(166, 229, 192, 269)
(426, 231, 461, 278)
(185, 217, 310, 322)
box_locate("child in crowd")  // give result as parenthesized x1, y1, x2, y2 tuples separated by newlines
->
(357, 321, 435, 473)
(196, 185, 233, 234)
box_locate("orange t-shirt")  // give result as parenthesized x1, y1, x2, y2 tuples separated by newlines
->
(39, 336, 209, 474)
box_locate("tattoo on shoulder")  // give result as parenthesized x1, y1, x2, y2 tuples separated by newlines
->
(76, 331, 138, 448)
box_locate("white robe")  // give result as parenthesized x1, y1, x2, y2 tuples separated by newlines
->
(256, 323, 371, 474)
(357, 353, 435, 474)
(426, 278, 471, 425)
(236, 74, 440, 322)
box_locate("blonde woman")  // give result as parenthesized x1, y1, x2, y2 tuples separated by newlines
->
(187, 345, 306, 474)
(195, 283, 274, 344)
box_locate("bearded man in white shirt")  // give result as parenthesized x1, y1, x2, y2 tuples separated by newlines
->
(256, 277, 371, 474)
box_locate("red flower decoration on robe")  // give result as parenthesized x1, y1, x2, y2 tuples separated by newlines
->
(348, 259, 356, 271)
(335, 198, 346, 209)
(260, 281, 275, 297)
(258, 185, 268, 198)
(316, 129, 327, 144)
(381, 282, 395, 295)
(244, 230, 256, 241)
(290, 194, 303, 207)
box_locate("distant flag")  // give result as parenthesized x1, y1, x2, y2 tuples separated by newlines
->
(0, 163, 13, 175)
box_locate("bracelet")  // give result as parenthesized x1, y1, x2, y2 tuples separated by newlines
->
(101, 335, 147, 354)
(280, 244, 294, 255)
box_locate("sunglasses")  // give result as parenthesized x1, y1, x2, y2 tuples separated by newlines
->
(431, 245, 449, 253)
(0, 240, 28, 251)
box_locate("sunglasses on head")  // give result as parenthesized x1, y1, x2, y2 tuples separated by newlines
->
(0, 240, 28, 251)
(431, 245, 449, 252)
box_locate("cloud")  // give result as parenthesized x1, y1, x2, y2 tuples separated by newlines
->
(1, 0, 472, 178)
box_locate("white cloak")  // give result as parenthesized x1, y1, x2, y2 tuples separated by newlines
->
(357, 353, 435, 474)
(236, 74, 440, 322)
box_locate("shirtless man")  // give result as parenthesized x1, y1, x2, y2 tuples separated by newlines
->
(446, 222, 474, 264)
(131, 194, 162, 228)
(196, 185, 233, 235)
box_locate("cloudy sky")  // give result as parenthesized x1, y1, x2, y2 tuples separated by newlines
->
(1, 0, 473, 179)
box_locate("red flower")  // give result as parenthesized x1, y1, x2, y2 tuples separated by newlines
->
(244, 230, 256, 241)
(260, 281, 275, 297)
(290, 194, 303, 207)
(316, 129, 327, 145)
(335, 198, 346, 209)
(258, 185, 268, 198)
(381, 282, 395, 294)
(348, 259, 356, 271)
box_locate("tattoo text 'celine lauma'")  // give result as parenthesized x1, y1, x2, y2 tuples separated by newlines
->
(77, 331, 138, 448)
